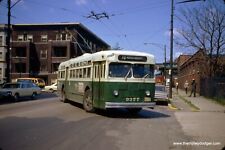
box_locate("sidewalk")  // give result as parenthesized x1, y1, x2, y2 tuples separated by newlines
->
(172, 88, 225, 112)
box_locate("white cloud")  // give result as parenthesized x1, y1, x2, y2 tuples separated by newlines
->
(75, 0, 88, 5)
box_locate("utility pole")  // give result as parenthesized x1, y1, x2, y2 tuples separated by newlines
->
(6, 0, 22, 82)
(169, 0, 174, 99)
(164, 45, 167, 85)
(6, 0, 11, 82)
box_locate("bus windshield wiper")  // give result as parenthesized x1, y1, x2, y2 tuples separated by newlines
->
(125, 68, 132, 80)
(143, 73, 149, 79)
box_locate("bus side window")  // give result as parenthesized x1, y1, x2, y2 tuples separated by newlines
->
(83, 68, 87, 78)
(79, 69, 82, 78)
(95, 65, 97, 78)
(87, 67, 91, 78)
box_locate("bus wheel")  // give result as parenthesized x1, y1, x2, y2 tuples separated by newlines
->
(61, 90, 68, 103)
(127, 108, 142, 114)
(83, 89, 95, 112)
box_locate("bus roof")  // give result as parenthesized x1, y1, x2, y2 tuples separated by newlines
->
(59, 50, 155, 69)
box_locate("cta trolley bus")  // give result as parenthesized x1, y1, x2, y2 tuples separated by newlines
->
(58, 50, 155, 113)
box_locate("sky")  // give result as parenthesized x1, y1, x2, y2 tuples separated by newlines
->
(0, 0, 207, 63)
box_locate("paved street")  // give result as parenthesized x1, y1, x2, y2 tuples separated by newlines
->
(0, 92, 225, 150)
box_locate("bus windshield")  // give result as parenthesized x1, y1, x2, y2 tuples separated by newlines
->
(109, 62, 154, 78)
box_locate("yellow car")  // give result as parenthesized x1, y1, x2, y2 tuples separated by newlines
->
(16, 78, 45, 88)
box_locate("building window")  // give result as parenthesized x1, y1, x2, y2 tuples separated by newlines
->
(52, 63, 60, 72)
(41, 35, 48, 42)
(56, 34, 62, 40)
(40, 63, 47, 72)
(15, 63, 26, 73)
(0, 52, 3, 59)
(0, 68, 2, 77)
(14, 47, 26, 57)
(27, 35, 33, 42)
(66, 34, 72, 41)
(52, 47, 67, 57)
(40, 50, 47, 59)
(18, 35, 23, 41)
(0, 36, 3, 46)
(62, 33, 66, 40)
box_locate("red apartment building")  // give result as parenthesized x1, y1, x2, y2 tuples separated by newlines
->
(177, 49, 207, 93)
(177, 49, 225, 96)
(11, 23, 110, 85)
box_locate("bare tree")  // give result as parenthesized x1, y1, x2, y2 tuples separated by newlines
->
(176, 0, 225, 77)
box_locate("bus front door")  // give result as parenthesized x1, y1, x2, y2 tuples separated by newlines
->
(93, 62, 105, 108)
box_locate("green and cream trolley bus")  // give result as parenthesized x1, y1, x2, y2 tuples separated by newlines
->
(58, 50, 155, 113)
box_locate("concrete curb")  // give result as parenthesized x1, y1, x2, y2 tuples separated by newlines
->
(168, 103, 179, 110)
(177, 94, 200, 112)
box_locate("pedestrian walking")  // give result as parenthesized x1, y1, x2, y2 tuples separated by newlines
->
(176, 82, 179, 93)
(189, 79, 196, 97)
(184, 80, 189, 94)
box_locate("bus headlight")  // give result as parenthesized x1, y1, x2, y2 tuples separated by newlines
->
(113, 90, 119, 96)
(145, 90, 150, 97)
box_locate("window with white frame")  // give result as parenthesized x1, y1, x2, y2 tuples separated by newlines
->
(66, 34, 72, 41)
(56, 34, 62, 40)
(27, 35, 33, 42)
(18, 35, 23, 41)
(40, 50, 47, 59)
(41, 35, 48, 42)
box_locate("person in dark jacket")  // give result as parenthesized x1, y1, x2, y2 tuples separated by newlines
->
(189, 79, 196, 97)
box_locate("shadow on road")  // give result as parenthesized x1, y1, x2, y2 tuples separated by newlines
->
(0, 92, 58, 105)
(95, 108, 170, 119)
(67, 100, 170, 119)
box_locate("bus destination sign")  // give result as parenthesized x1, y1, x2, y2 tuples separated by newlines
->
(118, 55, 147, 62)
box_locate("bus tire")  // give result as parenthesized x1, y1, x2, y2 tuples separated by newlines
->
(83, 89, 95, 112)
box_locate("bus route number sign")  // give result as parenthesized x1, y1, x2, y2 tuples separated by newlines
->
(118, 55, 147, 62)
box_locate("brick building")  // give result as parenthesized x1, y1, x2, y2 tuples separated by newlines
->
(177, 49, 225, 98)
(11, 23, 110, 85)
(177, 49, 207, 93)
(0, 24, 7, 84)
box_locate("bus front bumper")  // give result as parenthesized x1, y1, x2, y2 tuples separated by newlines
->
(105, 102, 156, 109)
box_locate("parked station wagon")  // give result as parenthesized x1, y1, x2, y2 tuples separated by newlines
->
(0, 82, 41, 101)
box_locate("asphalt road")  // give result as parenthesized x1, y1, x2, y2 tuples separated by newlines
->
(0, 93, 224, 150)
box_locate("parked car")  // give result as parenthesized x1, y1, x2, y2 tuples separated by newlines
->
(42, 83, 57, 93)
(0, 82, 41, 101)
(16, 78, 46, 88)
(154, 84, 169, 103)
